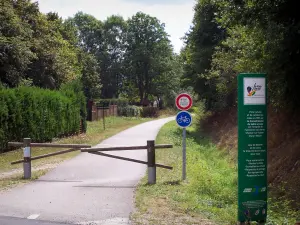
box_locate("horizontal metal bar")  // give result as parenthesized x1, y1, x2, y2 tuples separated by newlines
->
(155, 144, 173, 149)
(8, 142, 23, 147)
(89, 151, 147, 164)
(155, 163, 173, 170)
(9, 143, 172, 150)
(8, 142, 91, 148)
(81, 145, 147, 152)
(82, 144, 173, 152)
(11, 159, 25, 165)
(31, 143, 91, 148)
(11, 148, 79, 165)
(89, 152, 172, 170)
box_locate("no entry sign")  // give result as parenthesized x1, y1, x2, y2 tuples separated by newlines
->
(175, 93, 192, 111)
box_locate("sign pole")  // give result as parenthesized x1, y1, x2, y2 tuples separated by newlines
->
(238, 73, 267, 224)
(103, 107, 105, 130)
(175, 93, 193, 182)
(182, 127, 186, 181)
(23, 138, 31, 179)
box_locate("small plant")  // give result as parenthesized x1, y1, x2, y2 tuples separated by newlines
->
(117, 105, 142, 117)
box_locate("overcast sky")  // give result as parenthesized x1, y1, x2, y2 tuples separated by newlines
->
(36, 0, 195, 53)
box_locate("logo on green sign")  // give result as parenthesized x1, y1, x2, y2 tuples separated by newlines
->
(247, 83, 262, 96)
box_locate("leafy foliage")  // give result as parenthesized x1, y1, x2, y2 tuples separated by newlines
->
(182, 0, 300, 110)
(1, 1, 183, 104)
(0, 1, 101, 98)
(0, 84, 86, 152)
(67, 12, 125, 99)
(181, 0, 225, 110)
(96, 98, 129, 107)
(117, 105, 142, 117)
(123, 12, 173, 103)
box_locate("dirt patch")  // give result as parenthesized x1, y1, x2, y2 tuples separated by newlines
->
(201, 107, 300, 207)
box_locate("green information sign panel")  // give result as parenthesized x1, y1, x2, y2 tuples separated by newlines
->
(238, 73, 267, 223)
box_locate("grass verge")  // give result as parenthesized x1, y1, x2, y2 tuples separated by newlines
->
(131, 121, 299, 225)
(0, 116, 151, 190)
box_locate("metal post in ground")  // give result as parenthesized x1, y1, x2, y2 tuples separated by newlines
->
(182, 128, 187, 181)
(23, 138, 31, 179)
(147, 140, 156, 184)
(102, 105, 105, 130)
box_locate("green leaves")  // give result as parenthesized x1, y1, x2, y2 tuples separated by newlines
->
(0, 0, 36, 86)
(123, 12, 173, 103)
(181, 0, 225, 110)
(182, 0, 300, 110)
(0, 1, 183, 103)
(0, 84, 86, 152)
(69, 13, 128, 99)
(0, 0, 83, 89)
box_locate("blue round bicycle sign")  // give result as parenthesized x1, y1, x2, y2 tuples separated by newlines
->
(176, 111, 192, 128)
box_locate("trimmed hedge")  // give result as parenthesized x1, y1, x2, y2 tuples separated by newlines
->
(0, 84, 86, 153)
(117, 105, 142, 117)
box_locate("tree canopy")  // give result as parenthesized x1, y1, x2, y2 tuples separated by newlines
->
(123, 12, 173, 103)
(182, 0, 300, 110)
(1, 1, 182, 104)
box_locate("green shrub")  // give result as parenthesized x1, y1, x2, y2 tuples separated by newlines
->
(141, 107, 159, 118)
(0, 84, 86, 153)
(117, 105, 142, 117)
(60, 80, 87, 133)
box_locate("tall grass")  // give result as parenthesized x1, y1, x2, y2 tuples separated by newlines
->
(133, 120, 299, 225)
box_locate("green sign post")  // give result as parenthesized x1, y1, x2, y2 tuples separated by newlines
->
(238, 73, 267, 224)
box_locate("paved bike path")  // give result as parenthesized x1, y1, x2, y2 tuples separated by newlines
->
(0, 117, 174, 225)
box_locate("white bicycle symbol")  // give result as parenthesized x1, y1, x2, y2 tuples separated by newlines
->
(177, 116, 190, 124)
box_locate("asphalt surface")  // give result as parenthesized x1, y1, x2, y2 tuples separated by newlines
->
(0, 117, 174, 225)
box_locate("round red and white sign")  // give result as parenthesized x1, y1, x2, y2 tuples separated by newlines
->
(175, 93, 193, 111)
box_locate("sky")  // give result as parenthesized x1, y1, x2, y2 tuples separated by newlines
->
(36, 0, 195, 53)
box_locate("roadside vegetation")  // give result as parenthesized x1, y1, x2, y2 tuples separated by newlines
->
(0, 0, 182, 155)
(1, 0, 299, 222)
(132, 118, 298, 225)
(177, 0, 300, 223)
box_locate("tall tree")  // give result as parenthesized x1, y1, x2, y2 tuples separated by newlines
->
(183, 0, 300, 110)
(123, 12, 173, 104)
(101, 15, 127, 98)
(68, 13, 126, 98)
(79, 51, 102, 99)
(181, 0, 225, 109)
(0, 0, 36, 87)
(67, 12, 103, 54)
(152, 54, 183, 107)
(28, 12, 81, 88)
(0, 0, 83, 89)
